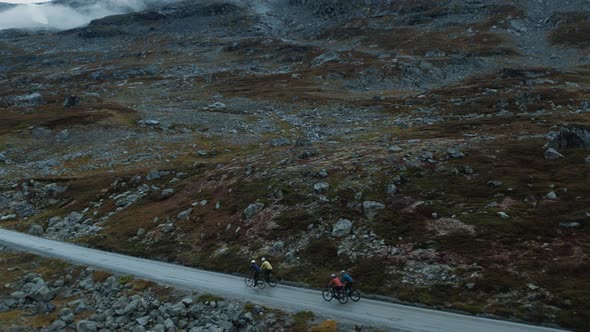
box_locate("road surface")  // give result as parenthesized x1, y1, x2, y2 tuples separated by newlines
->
(0, 228, 567, 332)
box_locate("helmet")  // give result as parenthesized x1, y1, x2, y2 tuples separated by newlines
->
(251, 260, 255, 263)
(330, 273, 336, 278)
(261, 257, 266, 262)
(340, 270, 346, 274)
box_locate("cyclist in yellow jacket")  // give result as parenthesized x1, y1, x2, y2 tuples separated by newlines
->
(260, 257, 273, 282)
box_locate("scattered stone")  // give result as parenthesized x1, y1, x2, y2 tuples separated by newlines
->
(487, 180, 503, 188)
(497, 212, 510, 219)
(197, 150, 209, 157)
(585, 155, 590, 165)
(160, 223, 175, 233)
(208, 101, 226, 110)
(177, 208, 192, 220)
(269, 138, 291, 147)
(76, 320, 97, 332)
(160, 188, 175, 198)
(143, 119, 160, 126)
(28, 224, 44, 236)
(1, 214, 17, 221)
(385, 183, 397, 195)
(244, 202, 264, 219)
(388, 145, 403, 152)
(447, 148, 465, 158)
(547, 125, 590, 150)
(63, 95, 79, 108)
(136, 228, 146, 237)
(331, 219, 353, 237)
(544, 148, 564, 160)
(313, 182, 330, 193)
(362, 201, 385, 220)
(546, 192, 558, 200)
(559, 222, 581, 229)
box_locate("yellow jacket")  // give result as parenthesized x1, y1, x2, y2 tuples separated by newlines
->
(261, 261, 273, 270)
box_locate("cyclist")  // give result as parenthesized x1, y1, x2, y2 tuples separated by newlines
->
(327, 273, 343, 296)
(250, 260, 261, 287)
(340, 270, 354, 294)
(260, 257, 273, 282)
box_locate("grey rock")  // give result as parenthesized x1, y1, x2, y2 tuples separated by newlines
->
(1, 214, 17, 221)
(28, 224, 44, 236)
(132, 326, 146, 332)
(313, 182, 330, 193)
(385, 183, 397, 195)
(32, 286, 54, 302)
(144, 119, 160, 126)
(547, 125, 590, 150)
(48, 319, 67, 331)
(243, 203, 264, 219)
(497, 212, 510, 219)
(177, 208, 192, 220)
(447, 148, 465, 159)
(269, 138, 291, 147)
(363, 201, 385, 220)
(160, 223, 175, 233)
(161, 188, 175, 198)
(546, 192, 558, 200)
(585, 155, 590, 165)
(197, 150, 209, 157)
(208, 102, 226, 110)
(63, 95, 80, 108)
(152, 324, 166, 332)
(67, 212, 84, 223)
(487, 180, 503, 188)
(136, 228, 146, 237)
(0, 151, 9, 163)
(181, 297, 194, 306)
(388, 145, 403, 152)
(544, 148, 564, 160)
(559, 222, 581, 228)
(164, 318, 175, 329)
(331, 219, 353, 238)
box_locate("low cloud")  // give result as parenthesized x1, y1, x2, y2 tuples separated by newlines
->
(0, 0, 170, 30)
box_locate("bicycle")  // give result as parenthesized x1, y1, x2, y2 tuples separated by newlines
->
(263, 272, 277, 288)
(345, 286, 361, 302)
(245, 273, 265, 289)
(322, 287, 348, 304)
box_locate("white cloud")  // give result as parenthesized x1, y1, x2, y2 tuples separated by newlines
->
(0, 0, 169, 30)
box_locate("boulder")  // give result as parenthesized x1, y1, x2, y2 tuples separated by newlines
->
(76, 320, 98, 332)
(243, 203, 264, 219)
(331, 219, 353, 237)
(177, 208, 192, 220)
(269, 138, 291, 147)
(547, 125, 590, 150)
(63, 95, 79, 108)
(313, 182, 330, 193)
(31, 286, 54, 302)
(28, 224, 44, 236)
(362, 201, 385, 220)
(497, 212, 510, 219)
(487, 180, 503, 188)
(544, 148, 564, 160)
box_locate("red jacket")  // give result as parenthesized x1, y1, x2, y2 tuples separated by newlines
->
(328, 277, 343, 287)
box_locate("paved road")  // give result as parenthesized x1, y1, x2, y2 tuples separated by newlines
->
(0, 229, 567, 332)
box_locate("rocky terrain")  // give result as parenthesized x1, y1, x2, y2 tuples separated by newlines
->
(0, 0, 589, 330)
(0, 247, 351, 332)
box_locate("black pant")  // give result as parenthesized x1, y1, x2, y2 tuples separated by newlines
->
(253, 271, 260, 285)
(263, 269, 272, 281)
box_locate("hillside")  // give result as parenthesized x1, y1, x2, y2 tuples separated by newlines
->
(0, 0, 589, 330)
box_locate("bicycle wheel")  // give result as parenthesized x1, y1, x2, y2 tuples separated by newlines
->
(349, 289, 361, 302)
(245, 276, 253, 287)
(337, 289, 348, 304)
(268, 277, 277, 288)
(257, 279, 266, 289)
(322, 288, 333, 301)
